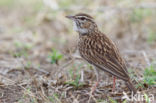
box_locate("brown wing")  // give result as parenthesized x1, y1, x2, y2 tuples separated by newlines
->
(79, 34, 129, 81)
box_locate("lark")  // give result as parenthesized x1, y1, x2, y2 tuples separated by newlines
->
(66, 13, 136, 93)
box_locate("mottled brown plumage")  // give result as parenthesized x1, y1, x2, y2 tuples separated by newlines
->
(66, 13, 136, 93)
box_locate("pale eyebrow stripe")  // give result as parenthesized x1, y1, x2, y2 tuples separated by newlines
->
(77, 16, 94, 21)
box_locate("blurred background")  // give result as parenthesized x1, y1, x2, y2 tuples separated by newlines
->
(0, 0, 156, 103)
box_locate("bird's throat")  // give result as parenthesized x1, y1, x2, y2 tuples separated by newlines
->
(73, 21, 88, 34)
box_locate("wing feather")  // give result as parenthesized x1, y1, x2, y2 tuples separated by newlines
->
(79, 34, 129, 80)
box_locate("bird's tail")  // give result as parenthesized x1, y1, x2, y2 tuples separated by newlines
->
(125, 80, 137, 94)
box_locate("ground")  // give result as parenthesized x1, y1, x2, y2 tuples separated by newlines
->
(0, 0, 156, 103)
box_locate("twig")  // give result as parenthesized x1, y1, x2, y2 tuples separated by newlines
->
(32, 65, 49, 74)
(80, 70, 84, 82)
(0, 75, 38, 99)
(141, 51, 150, 66)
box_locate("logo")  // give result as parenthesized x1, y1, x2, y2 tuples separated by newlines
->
(122, 91, 154, 102)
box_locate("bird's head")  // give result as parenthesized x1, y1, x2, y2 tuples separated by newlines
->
(66, 13, 98, 34)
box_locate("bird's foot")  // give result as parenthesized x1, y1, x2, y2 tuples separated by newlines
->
(91, 81, 99, 94)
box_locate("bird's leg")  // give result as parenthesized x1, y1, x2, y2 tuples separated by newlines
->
(91, 81, 99, 94)
(91, 67, 100, 94)
(112, 76, 116, 92)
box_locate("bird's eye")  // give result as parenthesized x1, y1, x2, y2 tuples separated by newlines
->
(80, 17, 85, 20)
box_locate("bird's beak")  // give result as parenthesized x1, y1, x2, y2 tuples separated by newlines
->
(66, 15, 75, 20)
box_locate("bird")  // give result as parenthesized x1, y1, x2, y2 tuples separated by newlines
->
(66, 13, 136, 93)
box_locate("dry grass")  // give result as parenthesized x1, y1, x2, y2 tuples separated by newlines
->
(0, 0, 156, 103)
